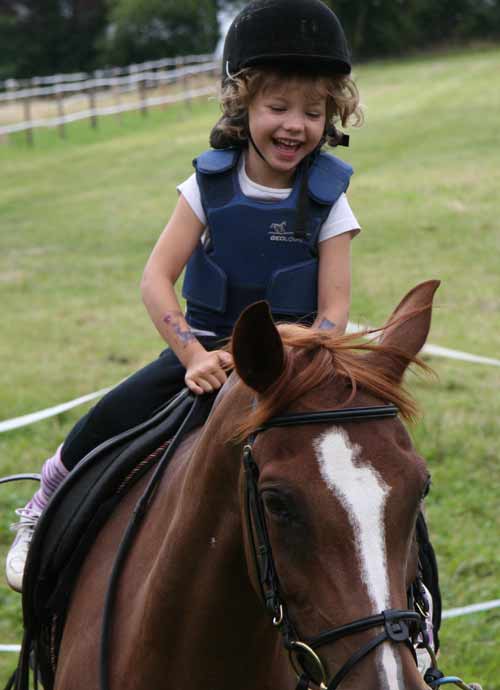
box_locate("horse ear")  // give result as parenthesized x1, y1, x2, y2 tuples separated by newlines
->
(369, 280, 441, 382)
(231, 301, 285, 393)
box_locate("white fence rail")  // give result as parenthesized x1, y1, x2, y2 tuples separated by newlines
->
(1, 85, 216, 135)
(0, 54, 215, 91)
(0, 56, 219, 144)
(0, 61, 218, 102)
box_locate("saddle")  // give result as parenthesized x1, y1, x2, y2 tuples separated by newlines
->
(10, 389, 215, 690)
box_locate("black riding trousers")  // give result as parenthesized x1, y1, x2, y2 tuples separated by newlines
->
(61, 336, 221, 470)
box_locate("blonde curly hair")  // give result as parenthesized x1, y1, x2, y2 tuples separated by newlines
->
(210, 66, 363, 150)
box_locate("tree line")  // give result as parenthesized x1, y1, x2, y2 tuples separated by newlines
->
(1, 0, 499, 80)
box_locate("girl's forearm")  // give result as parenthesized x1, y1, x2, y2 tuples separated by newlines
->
(313, 308, 349, 335)
(141, 276, 205, 367)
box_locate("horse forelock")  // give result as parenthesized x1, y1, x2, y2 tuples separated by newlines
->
(229, 322, 429, 443)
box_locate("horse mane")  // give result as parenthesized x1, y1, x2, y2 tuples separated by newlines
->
(229, 317, 432, 442)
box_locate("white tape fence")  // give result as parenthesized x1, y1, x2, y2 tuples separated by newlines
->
(2, 599, 499, 653)
(1, 327, 499, 434)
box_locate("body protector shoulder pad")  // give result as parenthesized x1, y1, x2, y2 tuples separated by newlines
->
(308, 152, 353, 204)
(195, 148, 239, 175)
(194, 148, 352, 202)
(182, 148, 353, 335)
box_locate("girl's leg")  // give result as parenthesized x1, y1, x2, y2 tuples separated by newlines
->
(60, 346, 188, 470)
(60, 334, 221, 470)
(5, 337, 220, 591)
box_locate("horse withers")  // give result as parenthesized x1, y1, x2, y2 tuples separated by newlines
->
(55, 281, 442, 690)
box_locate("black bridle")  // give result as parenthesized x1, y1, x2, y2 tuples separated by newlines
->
(242, 403, 424, 690)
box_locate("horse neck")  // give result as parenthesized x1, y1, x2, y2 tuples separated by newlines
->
(136, 385, 283, 687)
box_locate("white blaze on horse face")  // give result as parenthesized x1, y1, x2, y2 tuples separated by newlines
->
(314, 428, 404, 689)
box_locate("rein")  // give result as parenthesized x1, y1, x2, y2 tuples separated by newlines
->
(243, 403, 429, 690)
(99, 395, 205, 690)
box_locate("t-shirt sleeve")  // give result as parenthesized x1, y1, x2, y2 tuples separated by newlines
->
(177, 173, 207, 226)
(318, 193, 361, 242)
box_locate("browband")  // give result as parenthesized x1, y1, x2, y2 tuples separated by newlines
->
(255, 404, 399, 433)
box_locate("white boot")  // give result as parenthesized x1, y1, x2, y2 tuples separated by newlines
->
(5, 508, 40, 592)
(5, 444, 68, 592)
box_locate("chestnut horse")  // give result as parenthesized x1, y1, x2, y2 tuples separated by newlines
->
(54, 281, 439, 690)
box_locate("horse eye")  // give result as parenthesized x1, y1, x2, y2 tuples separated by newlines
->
(422, 477, 432, 499)
(262, 491, 293, 521)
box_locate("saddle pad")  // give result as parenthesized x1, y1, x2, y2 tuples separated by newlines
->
(22, 389, 213, 631)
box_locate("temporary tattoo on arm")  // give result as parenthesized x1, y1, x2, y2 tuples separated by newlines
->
(318, 318, 336, 331)
(163, 311, 196, 346)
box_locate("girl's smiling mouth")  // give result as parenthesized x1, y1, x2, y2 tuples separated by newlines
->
(272, 138, 304, 161)
(273, 137, 303, 151)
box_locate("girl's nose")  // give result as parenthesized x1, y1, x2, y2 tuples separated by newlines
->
(283, 112, 305, 132)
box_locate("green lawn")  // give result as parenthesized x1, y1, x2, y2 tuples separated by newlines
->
(1, 46, 499, 687)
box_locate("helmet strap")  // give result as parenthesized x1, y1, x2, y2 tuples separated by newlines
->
(248, 131, 269, 165)
(293, 156, 313, 242)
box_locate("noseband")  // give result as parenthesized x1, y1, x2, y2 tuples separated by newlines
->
(242, 403, 424, 690)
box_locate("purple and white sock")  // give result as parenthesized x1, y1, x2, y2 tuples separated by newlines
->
(18, 445, 69, 520)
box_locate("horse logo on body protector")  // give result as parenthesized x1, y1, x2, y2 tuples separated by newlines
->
(269, 220, 302, 242)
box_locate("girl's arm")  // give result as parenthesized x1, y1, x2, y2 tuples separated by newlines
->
(313, 231, 354, 335)
(141, 194, 233, 394)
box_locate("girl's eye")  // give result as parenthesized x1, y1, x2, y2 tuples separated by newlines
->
(307, 112, 322, 119)
(270, 105, 286, 112)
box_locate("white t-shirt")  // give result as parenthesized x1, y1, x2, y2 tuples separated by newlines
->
(177, 154, 360, 241)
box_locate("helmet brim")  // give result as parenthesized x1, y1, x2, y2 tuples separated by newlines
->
(241, 53, 351, 76)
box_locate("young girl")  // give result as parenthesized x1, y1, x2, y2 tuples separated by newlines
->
(6, 0, 361, 591)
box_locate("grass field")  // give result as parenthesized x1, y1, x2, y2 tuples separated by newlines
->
(1, 46, 499, 687)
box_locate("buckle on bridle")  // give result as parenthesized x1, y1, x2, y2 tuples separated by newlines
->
(288, 641, 328, 690)
(384, 611, 410, 643)
(272, 603, 284, 627)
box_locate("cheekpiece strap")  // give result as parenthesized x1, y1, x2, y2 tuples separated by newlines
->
(243, 442, 285, 620)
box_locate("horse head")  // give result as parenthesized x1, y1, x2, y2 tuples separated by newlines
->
(226, 280, 440, 690)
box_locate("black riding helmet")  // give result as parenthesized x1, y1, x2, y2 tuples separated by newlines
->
(222, 0, 351, 80)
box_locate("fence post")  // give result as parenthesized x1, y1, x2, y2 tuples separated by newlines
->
(88, 74, 97, 129)
(55, 77, 65, 139)
(160, 65, 169, 111)
(112, 68, 123, 125)
(23, 82, 33, 147)
(182, 57, 191, 109)
(138, 75, 148, 117)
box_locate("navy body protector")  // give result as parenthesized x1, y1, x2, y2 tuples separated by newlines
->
(182, 147, 353, 336)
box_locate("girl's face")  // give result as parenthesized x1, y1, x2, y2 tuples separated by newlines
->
(247, 76, 327, 187)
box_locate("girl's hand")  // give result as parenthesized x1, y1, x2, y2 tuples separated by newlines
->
(184, 349, 234, 395)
